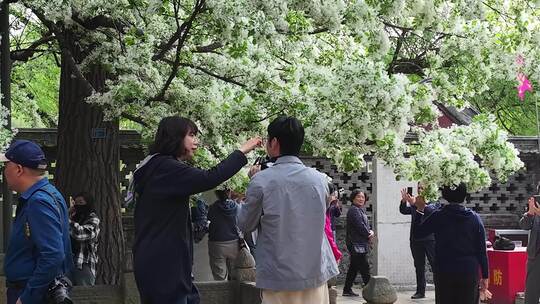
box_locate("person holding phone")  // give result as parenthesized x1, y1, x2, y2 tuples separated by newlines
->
(519, 182, 540, 304)
(238, 116, 338, 304)
(414, 183, 489, 304)
(399, 184, 440, 299)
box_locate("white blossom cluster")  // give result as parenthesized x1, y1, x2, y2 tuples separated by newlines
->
(13, 0, 536, 192)
(0, 99, 15, 151)
(400, 115, 525, 200)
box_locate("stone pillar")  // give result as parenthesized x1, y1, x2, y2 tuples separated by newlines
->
(372, 158, 416, 285)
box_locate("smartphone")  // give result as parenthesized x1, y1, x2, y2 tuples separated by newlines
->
(407, 187, 413, 196)
(534, 195, 540, 206)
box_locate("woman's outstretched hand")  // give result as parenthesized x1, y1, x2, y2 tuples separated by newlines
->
(239, 137, 263, 154)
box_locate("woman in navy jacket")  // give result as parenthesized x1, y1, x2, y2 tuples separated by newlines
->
(132, 116, 261, 304)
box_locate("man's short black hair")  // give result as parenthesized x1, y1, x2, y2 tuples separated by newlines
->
(267, 116, 304, 156)
(441, 183, 467, 204)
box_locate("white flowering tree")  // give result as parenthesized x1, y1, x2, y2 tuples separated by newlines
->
(5, 0, 537, 282)
(0, 101, 13, 149)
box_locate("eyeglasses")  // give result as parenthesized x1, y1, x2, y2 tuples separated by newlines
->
(262, 137, 274, 146)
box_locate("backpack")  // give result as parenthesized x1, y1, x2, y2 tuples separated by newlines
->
(493, 236, 515, 251)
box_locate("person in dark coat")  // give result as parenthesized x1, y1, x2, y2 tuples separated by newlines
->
(519, 182, 540, 304)
(327, 184, 342, 240)
(414, 183, 489, 304)
(343, 189, 373, 297)
(207, 189, 240, 280)
(132, 116, 261, 304)
(399, 185, 440, 299)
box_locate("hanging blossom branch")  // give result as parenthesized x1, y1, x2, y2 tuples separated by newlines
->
(151, 0, 206, 103)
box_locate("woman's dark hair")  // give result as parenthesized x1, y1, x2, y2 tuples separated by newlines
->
(73, 191, 95, 211)
(441, 183, 467, 204)
(72, 191, 96, 223)
(328, 183, 335, 193)
(215, 189, 231, 201)
(328, 183, 339, 199)
(350, 189, 368, 202)
(267, 116, 304, 156)
(149, 116, 199, 157)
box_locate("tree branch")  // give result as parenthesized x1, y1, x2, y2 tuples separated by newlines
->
(121, 113, 149, 127)
(71, 12, 127, 33)
(180, 63, 247, 87)
(391, 59, 427, 76)
(247, 106, 288, 124)
(387, 29, 408, 74)
(32, 9, 96, 95)
(152, 0, 205, 102)
(482, 1, 515, 21)
(496, 108, 513, 133)
(62, 47, 96, 94)
(382, 20, 466, 39)
(309, 27, 329, 34)
(10, 33, 54, 61)
(193, 42, 223, 53)
(152, 0, 206, 61)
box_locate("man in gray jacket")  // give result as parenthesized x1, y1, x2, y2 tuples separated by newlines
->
(519, 183, 540, 304)
(238, 116, 339, 304)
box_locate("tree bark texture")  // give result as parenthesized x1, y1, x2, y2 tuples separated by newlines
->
(54, 32, 124, 285)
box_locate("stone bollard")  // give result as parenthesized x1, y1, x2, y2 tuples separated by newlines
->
(361, 276, 398, 304)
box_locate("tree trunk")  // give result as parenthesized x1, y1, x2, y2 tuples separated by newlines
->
(54, 33, 124, 284)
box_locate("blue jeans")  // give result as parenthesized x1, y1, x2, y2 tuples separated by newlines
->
(7, 287, 23, 304)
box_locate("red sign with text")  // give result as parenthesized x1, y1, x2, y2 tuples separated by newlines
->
(487, 247, 527, 304)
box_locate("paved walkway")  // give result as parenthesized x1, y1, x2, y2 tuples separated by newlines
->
(337, 286, 436, 304)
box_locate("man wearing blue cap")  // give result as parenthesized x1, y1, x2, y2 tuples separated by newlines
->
(2, 140, 73, 304)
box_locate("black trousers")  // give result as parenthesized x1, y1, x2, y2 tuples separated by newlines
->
(435, 272, 478, 304)
(344, 252, 371, 291)
(6, 288, 23, 304)
(411, 240, 436, 294)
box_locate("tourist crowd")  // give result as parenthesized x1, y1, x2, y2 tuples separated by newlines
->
(2, 116, 539, 304)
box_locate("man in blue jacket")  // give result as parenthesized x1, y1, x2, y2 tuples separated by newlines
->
(2, 140, 73, 304)
(399, 185, 439, 299)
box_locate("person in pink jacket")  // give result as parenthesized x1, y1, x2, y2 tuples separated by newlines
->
(326, 184, 342, 262)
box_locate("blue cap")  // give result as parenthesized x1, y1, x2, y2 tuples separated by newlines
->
(0, 140, 48, 170)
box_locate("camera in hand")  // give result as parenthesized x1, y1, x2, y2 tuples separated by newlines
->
(254, 156, 276, 170)
(47, 276, 73, 304)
